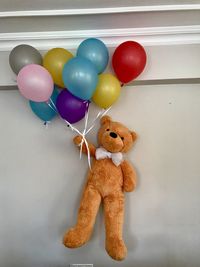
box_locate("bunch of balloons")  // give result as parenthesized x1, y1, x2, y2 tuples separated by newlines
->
(9, 38, 147, 124)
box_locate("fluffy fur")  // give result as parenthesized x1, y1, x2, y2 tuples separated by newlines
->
(63, 116, 137, 261)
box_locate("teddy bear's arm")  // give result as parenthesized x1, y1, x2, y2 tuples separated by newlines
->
(73, 135, 96, 157)
(121, 160, 137, 192)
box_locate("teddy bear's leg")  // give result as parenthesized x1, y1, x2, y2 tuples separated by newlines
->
(103, 193, 127, 261)
(63, 185, 101, 248)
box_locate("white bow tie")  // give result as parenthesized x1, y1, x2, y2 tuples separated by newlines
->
(95, 147, 123, 167)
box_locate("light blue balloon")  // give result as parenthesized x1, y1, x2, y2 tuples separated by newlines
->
(29, 87, 59, 122)
(62, 57, 98, 100)
(77, 38, 109, 73)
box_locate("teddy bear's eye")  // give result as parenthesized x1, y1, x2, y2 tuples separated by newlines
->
(106, 129, 110, 131)
(121, 137, 124, 140)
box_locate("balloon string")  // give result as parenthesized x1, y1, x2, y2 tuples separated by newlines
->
(48, 98, 57, 113)
(46, 98, 92, 170)
(85, 107, 111, 135)
(85, 109, 103, 135)
(63, 117, 91, 170)
(46, 98, 111, 170)
(80, 104, 89, 160)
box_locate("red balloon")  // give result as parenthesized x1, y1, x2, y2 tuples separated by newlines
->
(112, 41, 147, 83)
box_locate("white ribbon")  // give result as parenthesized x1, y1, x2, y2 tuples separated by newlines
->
(47, 98, 111, 170)
(47, 98, 92, 169)
(79, 103, 89, 160)
(85, 107, 111, 135)
(95, 147, 123, 166)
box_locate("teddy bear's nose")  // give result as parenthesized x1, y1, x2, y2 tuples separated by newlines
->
(110, 132, 118, 138)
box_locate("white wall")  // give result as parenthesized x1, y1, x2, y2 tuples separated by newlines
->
(1, 83, 200, 267)
(1, 1, 200, 266)
(2, 44, 200, 87)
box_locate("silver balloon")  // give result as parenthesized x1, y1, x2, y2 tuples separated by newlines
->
(9, 44, 42, 74)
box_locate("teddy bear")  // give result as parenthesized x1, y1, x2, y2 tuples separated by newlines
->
(63, 115, 137, 261)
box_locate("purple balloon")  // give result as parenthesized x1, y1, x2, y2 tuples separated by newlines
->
(56, 90, 89, 124)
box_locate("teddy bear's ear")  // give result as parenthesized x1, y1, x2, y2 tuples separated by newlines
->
(100, 115, 112, 125)
(131, 131, 137, 142)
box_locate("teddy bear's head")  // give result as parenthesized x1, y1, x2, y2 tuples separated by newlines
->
(98, 116, 137, 153)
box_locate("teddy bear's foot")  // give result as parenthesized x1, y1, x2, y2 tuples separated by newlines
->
(63, 227, 90, 248)
(106, 237, 127, 261)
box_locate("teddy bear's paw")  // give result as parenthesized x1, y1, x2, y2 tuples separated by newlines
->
(106, 237, 127, 261)
(123, 178, 136, 192)
(73, 135, 82, 146)
(63, 227, 90, 248)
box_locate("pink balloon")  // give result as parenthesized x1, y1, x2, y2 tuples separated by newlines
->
(17, 64, 54, 102)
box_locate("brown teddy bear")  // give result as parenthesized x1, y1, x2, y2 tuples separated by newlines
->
(63, 115, 137, 261)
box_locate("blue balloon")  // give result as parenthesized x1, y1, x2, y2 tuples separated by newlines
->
(77, 38, 109, 74)
(62, 57, 98, 100)
(29, 87, 59, 122)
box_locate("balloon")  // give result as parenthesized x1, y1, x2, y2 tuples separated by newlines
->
(62, 57, 98, 100)
(43, 48, 73, 88)
(56, 90, 89, 124)
(9, 44, 42, 74)
(77, 38, 109, 73)
(112, 41, 147, 83)
(29, 87, 59, 122)
(17, 64, 54, 102)
(92, 73, 121, 109)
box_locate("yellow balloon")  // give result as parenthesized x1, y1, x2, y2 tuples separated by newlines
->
(92, 73, 121, 108)
(43, 48, 73, 88)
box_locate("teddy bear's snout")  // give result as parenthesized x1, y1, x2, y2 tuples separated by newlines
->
(110, 132, 118, 138)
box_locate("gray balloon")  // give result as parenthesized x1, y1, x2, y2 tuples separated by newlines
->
(9, 44, 43, 74)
